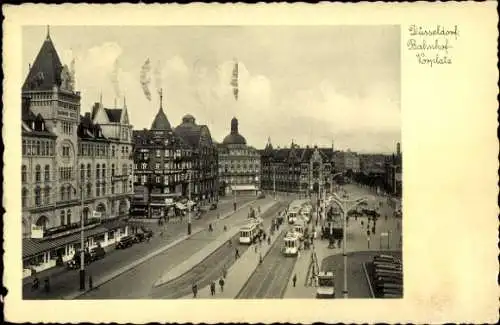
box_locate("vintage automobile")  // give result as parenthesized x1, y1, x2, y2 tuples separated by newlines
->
(89, 246, 106, 261)
(116, 235, 136, 249)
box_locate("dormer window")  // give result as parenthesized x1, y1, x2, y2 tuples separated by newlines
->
(31, 122, 35, 129)
(41, 123, 45, 131)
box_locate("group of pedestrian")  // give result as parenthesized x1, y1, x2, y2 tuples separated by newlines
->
(31, 276, 51, 293)
(192, 277, 226, 298)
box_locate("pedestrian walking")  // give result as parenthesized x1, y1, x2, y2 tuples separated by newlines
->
(223, 225, 227, 232)
(32, 276, 39, 291)
(219, 278, 225, 292)
(222, 266, 228, 279)
(88, 274, 93, 290)
(235, 248, 240, 259)
(192, 283, 198, 298)
(292, 274, 297, 287)
(267, 236, 271, 245)
(210, 281, 216, 296)
(44, 277, 50, 293)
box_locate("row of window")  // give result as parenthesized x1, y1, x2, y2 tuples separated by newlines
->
(78, 143, 131, 158)
(220, 164, 260, 172)
(59, 167, 73, 181)
(61, 121, 74, 135)
(22, 165, 51, 183)
(221, 177, 257, 184)
(133, 173, 192, 185)
(22, 139, 55, 157)
(21, 181, 133, 209)
(79, 163, 133, 180)
(136, 161, 193, 170)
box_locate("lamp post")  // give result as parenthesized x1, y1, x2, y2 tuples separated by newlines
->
(329, 193, 369, 299)
(72, 171, 86, 291)
(273, 165, 276, 201)
(187, 170, 192, 235)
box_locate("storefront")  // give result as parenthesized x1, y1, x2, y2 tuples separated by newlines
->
(22, 220, 129, 278)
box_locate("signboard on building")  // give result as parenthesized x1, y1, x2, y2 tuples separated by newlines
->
(31, 224, 44, 239)
(92, 211, 102, 219)
(165, 198, 174, 206)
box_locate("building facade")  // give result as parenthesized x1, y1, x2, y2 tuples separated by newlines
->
(132, 93, 218, 218)
(333, 149, 361, 174)
(21, 29, 134, 275)
(385, 142, 402, 196)
(217, 117, 260, 196)
(260, 140, 337, 195)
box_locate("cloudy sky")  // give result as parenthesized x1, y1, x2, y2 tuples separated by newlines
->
(23, 25, 400, 153)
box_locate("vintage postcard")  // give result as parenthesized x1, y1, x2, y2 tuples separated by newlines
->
(2, 3, 498, 324)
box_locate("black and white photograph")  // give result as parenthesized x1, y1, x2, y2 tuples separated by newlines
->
(20, 24, 402, 300)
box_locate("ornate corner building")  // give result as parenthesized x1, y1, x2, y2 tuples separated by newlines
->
(217, 117, 261, 196)
(131, 92, 218, 218)
(21, 29, 134, 273)
(260, 139, 342, 196)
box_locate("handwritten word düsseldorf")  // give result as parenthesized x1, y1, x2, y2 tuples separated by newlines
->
(408, 24, 460, 40)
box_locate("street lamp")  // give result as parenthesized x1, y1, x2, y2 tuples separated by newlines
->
(71, 173, 86, 291)
(187, 170, 192, 235)
(273, 165, 277, 201)
(328, 193, 370, 299)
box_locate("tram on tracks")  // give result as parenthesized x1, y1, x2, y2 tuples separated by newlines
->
(282, 232, 300, 257)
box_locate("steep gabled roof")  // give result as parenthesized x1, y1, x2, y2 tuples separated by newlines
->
(22, 32, 63, 91)
(105, 108, 122, 123)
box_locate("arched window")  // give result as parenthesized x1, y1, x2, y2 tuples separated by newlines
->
(102, 164, 106, 178)
(111, 146, 115, 156)
(35, 165, 41, 183)
(102, 182, 106, 195)
(66, 209, 72, 225)
(44, 165, 50, 182)
(34, 187, 41, 206)
(22, 165, 27, 183)
(36, 215, 48, 230)
(22, 188, 28, 208)
(66, 185, 72, 200)
(60, 186, 65, 201)
(95, 183, 100, 197)
(36, 140, 41, 155)
(60, 210, 66, 226)
(96, 164, 101, 179)
(87, 183, 92, 197)
(80, 164, 85, 181)
(44, 186, 50, 204)
(111, 164, 115, 177)
(87, 163, 91, 178)
(123, 164, 128, 175)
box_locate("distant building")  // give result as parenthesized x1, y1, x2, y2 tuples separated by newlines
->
(22, 28, 133, 277)
(333, 149, 361, 174)
(217, 117, 261, 196)
(359, 154, 388, 175)
(260, 140, 337, 195)
(385, 142, 402, 196)
(132, 92, 218, 218)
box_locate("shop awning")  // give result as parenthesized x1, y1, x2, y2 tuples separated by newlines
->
(231, 185, 258, 191)
(23, 220, 128, 259)
(175, 202, 187, 210)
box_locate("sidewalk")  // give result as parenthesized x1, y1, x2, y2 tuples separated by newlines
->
(154, 200, 279, 288)
(60, 198, 258, 299)
(180, 209, 286, 299)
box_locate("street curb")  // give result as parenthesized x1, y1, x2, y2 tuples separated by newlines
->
(362, 262, 375, 298)
(66, 199, 259, 299)
(153, 200, 279, 288)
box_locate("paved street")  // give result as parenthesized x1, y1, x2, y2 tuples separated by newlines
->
(236, 230, 297, 299)
(23, 196, 254, 299)
(150, 201, 285, 299)
(79, 196, 278, 299)
(321, 250, 402, 298)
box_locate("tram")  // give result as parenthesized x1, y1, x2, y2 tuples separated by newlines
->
(239, 223, 260, 244)
(282, 232, 299, 256)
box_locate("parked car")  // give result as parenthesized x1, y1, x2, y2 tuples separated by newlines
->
(116, 235, 135, 249)
(134, 229, 153, 243)
(90, 246, 106, 261)
(66, 250, 91, 269)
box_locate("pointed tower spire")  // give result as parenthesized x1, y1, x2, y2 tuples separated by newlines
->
(123, 96, 127, 108)
(159, 88, 163, 111)
(46, 25, 51, 40)
(99, 92, 103, 105)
